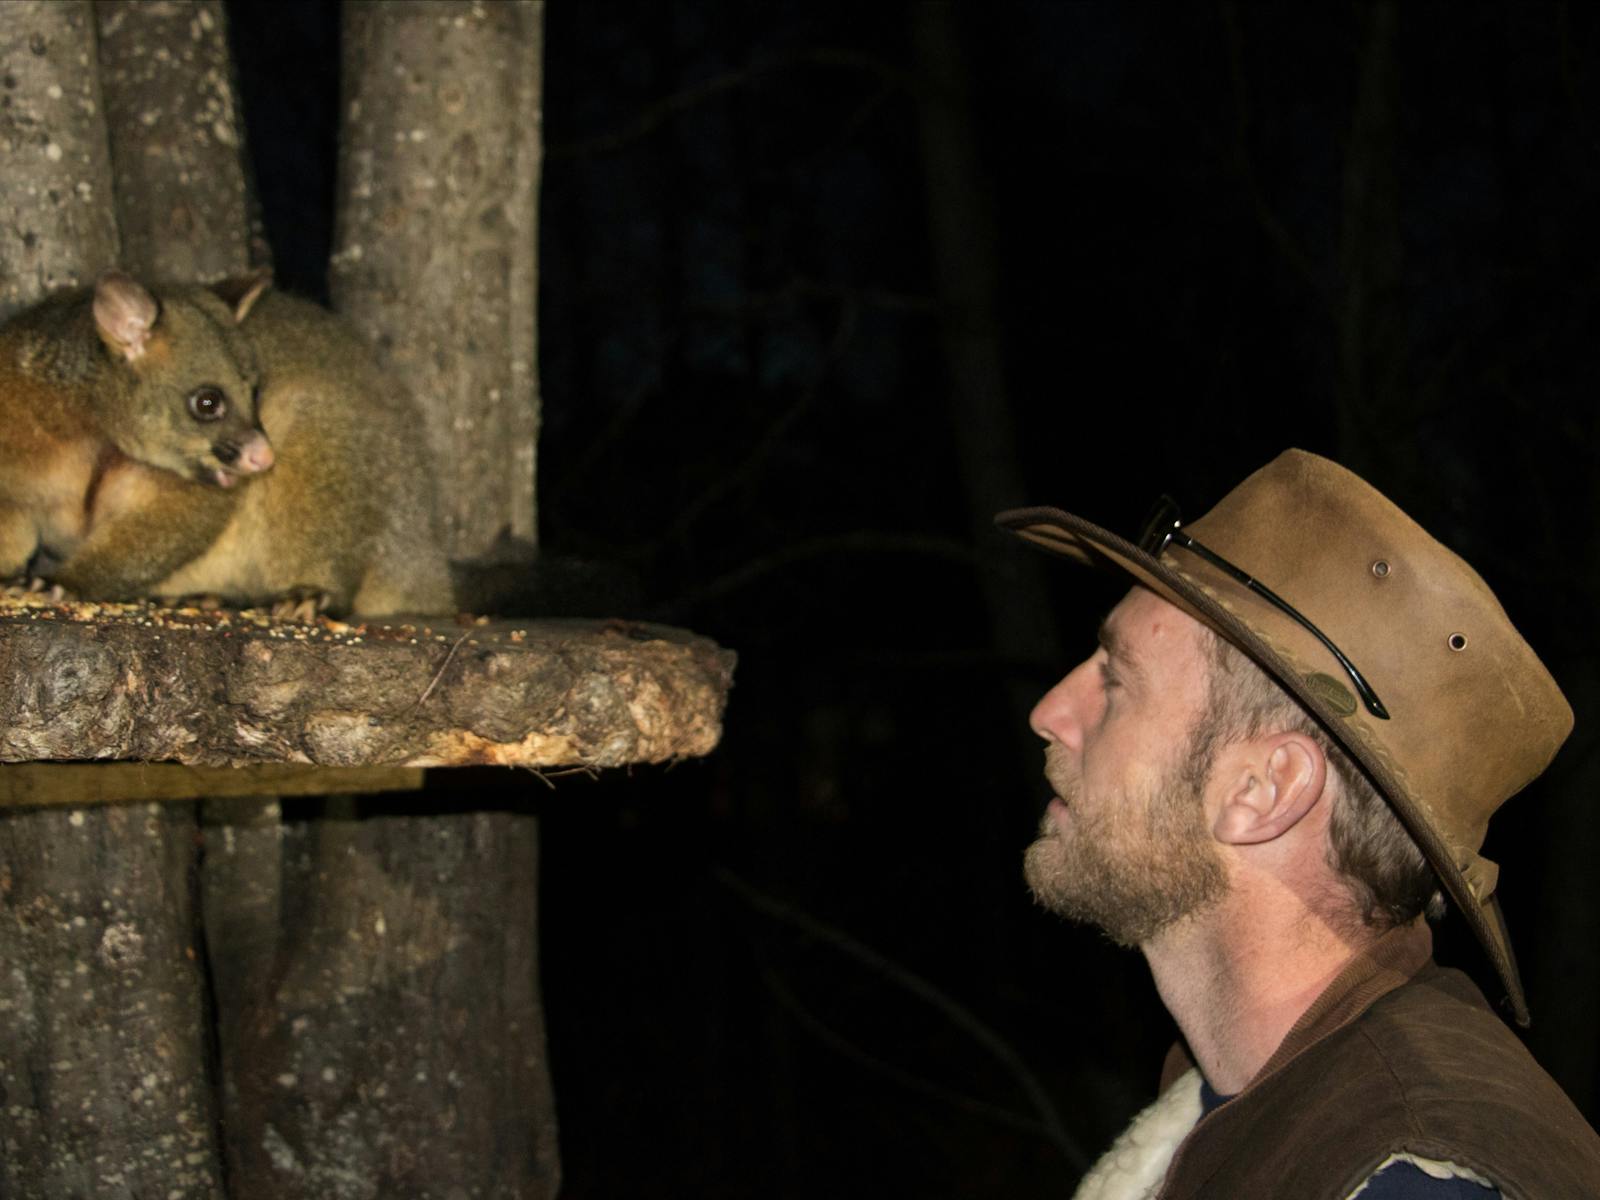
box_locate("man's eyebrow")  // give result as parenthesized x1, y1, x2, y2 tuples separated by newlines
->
(1096, 619, 1146, 684)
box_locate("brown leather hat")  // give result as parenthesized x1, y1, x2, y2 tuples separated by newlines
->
(996, 448, 1571, 1025)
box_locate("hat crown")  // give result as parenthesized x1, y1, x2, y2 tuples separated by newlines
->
(1182, 449, 1570, 859)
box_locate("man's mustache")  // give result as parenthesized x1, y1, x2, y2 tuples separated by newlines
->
(1043, 749, 1078, 805)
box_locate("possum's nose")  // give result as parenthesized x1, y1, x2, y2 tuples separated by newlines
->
(227, 430, 275, 474)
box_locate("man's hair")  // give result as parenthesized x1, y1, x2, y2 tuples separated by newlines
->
(1187, 629, 1445, 930)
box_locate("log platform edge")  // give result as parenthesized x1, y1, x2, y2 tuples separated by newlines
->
(0, 595, 736, 773)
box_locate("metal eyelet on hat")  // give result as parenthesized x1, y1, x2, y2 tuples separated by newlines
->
(1371, 560, 1391, 578)
(1448, 633, 1468, 651)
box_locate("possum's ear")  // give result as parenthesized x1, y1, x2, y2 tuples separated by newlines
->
(93, 271, 160, 362)
(210, 268, 273, 323)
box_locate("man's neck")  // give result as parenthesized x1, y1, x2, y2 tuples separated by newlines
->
(1143, 890, 1376, 1096)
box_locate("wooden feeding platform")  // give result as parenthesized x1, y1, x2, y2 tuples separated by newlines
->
(0, 591, 736, 806)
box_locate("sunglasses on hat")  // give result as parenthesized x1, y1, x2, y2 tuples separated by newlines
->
(1139, 496, 1390, 721)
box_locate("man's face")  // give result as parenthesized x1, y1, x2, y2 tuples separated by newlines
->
(1023, 587, 1228, 947)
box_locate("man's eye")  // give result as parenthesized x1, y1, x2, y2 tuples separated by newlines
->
(1099, 662, 1120, 690)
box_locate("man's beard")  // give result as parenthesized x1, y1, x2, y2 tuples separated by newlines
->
(1023, 742, 1228, 947)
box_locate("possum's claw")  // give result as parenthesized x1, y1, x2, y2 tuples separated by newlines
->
(270, 586, 333, 623)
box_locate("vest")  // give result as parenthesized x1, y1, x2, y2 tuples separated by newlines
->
(1075, 923, 1600, 1200)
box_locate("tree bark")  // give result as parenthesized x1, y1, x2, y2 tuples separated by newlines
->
(0, 600, 733, 770)
(237, 5, 562, 1194)
(227, 805, 553, 1198)
(87, 10, 279, 1195)
(0, 803, 223, 1198)
(0, 0, 118, 318)
(0, 6, 230, 1196)
(331, 0, 542, 558)
(95, 0, 259, 282)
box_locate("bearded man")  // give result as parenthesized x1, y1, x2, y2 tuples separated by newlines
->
(997, 450, 1600, 1199)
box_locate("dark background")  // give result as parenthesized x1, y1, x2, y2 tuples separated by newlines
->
(229, 2, 1600, 1194)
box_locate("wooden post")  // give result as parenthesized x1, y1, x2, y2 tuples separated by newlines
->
(0, 1, 117, 318)
(95, 0, 259, 282)
(93, 8, 286, 1192)
(233, 4, 561, 1193)
(0, 7, 230, 1194)
(332, 0, 542, 557)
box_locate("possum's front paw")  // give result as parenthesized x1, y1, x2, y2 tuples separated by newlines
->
(168, 592, 229, 612)
(270, 586, 334, 623)
(7, 575, 69, 603)
(31, 576, 67, 602)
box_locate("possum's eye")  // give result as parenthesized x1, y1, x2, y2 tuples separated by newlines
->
(187, 385, 228, 422)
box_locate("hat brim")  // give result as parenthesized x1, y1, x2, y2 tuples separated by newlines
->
(996, 504, 1528, 1026)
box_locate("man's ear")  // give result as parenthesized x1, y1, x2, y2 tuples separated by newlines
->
(1213, 732, 1327, 846)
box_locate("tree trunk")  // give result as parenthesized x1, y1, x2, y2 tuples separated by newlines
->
(91, 8, 281, 1194)
(0, 0, 118, 319)
(0, 804, 225, 1198)
(227, 804, 552, 1198)
(331, 0, 542, 558)
(95, 0, 259, 282)
(233, 4, 561, 1194)
(0, 6, 230, 1196)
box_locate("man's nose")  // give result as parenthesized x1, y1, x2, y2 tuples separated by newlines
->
(1028, 656, 1100, 751)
